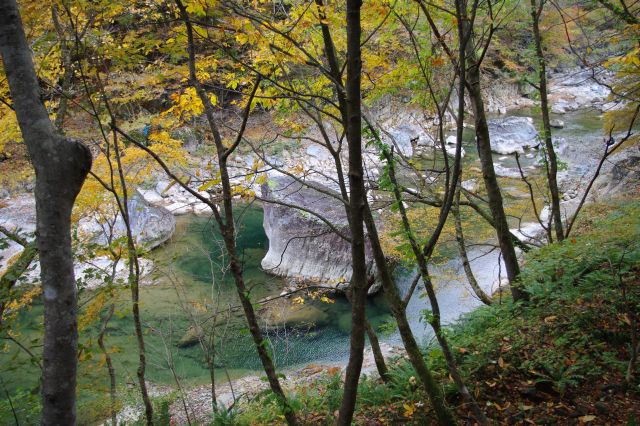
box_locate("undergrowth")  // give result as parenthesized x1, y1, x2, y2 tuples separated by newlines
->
(226, 201, 640, 425)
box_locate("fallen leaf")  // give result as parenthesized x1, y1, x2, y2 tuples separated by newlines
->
(403, 402, 416, 418)
(579, 415, 596, 422)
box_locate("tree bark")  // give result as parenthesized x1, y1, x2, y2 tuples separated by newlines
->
(112, 133, 154, 424)
(365, 319, 389, 383)
(0, 1, 92, 424)
(454, 184, 492, 305)
(313, 0, 390, 387)
(97, 301, 117, 426)
(530, 0, 564, 242)
(337, 0, 369, 424)
(464, 26, 527, 302)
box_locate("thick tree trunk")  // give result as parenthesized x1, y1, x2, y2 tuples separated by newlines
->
(337, 0, 369, 424)
(314, 0, 389, 387)
(0, 1, 92, 424)
(530, 0, 564, 242)
(464, 36, 527, 302)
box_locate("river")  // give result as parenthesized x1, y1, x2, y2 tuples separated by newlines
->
(0, 108, 606, 419)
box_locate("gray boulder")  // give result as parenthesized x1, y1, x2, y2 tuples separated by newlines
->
(550, 119, 565, 129)
(81, 190, 176, 250)
(488, 116, 540, 155)
(261, 176, 380, 294)
(126, 190, 176, 248)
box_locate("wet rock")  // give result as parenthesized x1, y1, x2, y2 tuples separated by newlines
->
(261, 301, 331, 331)
(488, 116, 540, 155)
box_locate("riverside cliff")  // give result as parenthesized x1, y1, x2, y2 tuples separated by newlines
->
(261, 175, 381, 294)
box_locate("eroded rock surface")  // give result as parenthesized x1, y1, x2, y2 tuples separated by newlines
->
(548, 68, 611, 114)
(1, 191, 169, 287)
(261, 176, 380, 294)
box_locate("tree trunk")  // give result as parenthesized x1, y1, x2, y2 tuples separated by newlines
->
(365, 319, 389, 382)
(530, 0, 564, 242)
(344, 289, 389, 383)
(454, 184, 492, 305)
(387, 153, 486, 424)
(174, 2, 298, 423)
(97, 302, 117, 426)
(0, 1, 92, 424)
(337, 1, 369, 424)
(464, 30, 527, 302)
(363, 208, 456, 425)
(112, 134, 154, 424)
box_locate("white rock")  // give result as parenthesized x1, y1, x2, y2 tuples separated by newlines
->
(461, 179, 479, 192)
(488, 116, 540, 155)
(550, 119, 565, 129)
(165, 202, 194, 215)
(138, 189, 164, 205)
(193, 203, 213, 215)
